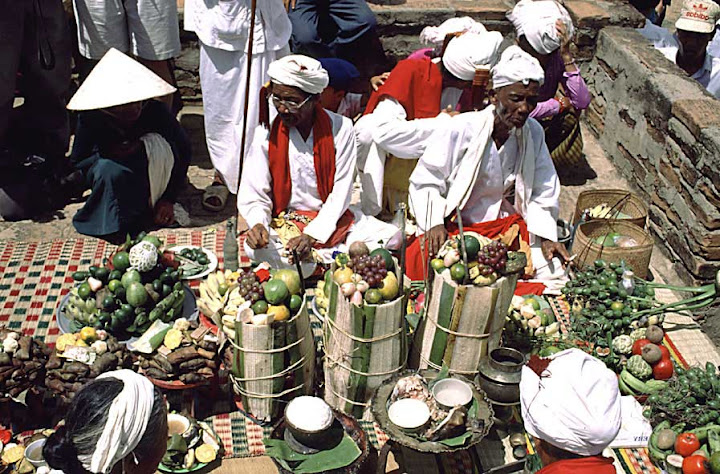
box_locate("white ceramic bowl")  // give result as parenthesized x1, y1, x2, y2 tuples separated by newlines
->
(388, 398, 431, 432)
(431, 378, 473, 410)
(24, 439, 47, 468)
(167, 413, 191, 437)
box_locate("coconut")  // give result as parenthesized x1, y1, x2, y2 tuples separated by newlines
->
(348, 241, 370, 259)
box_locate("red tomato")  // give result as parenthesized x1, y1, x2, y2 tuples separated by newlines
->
(632, 338, 652, 356)
(0, 429, 10, 444)
(659, 344, 671, 360)
(676, 433, 701, 457)
(653, 358, 674, 380)
(682, 455, 709, 474)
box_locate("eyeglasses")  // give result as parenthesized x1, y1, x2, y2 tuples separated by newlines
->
(270, 94, 312, 113)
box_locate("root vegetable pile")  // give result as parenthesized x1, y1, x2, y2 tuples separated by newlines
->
(0, 329, 50, 399)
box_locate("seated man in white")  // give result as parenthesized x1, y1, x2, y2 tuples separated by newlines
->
(238, 55, 397, 268)
(354, 29, 504, 218)
(405, 46, 569, 282)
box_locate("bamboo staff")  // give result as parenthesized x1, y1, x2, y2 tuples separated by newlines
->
(235, 0, 259, 201)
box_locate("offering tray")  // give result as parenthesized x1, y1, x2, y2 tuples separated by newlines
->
(370, 369, 494, 454)
(269, 409, 371, 474)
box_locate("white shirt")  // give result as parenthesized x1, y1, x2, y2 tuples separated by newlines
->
(183, 0, 291, 52)
(238, 110, 356, 244)
(709, 28, 720, 58)
(636, 19, 676, 48)
(409, 106, 560, 242)
(337, 93, 364, 120)
(659, 41, 720, 98)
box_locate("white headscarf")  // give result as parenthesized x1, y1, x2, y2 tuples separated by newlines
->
(491, 45, 545, 89)
(419, 17, 487, 45)
(442, 31, 505, 81)
(507, 0, 574, 55)
(268, 54, 329, 95)
(520, 349, 622, 456)
(78, 370, 156, 474)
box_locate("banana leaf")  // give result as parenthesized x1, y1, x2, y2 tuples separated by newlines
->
(264, 433, 361, 473)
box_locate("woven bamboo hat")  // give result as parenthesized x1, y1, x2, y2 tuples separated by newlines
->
(67, 48, 176, 111)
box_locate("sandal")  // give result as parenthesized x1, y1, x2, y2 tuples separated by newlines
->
(202, 182, 229, 212)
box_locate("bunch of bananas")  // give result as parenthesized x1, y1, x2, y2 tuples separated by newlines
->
(314, 280, 328, 317)
(196, 270, 240, 319)
(587, 203, 613, 219)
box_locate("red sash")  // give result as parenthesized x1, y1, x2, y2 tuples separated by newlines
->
(537, 455, 616, 473)
(268, 106, 354, 248)
(364, 58, 443, 120)
(405, 214, 529, 282)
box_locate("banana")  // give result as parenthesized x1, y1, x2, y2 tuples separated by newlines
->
(644, 379, 668, 393)
(221, 315, 236, 328)
(216, 270, 226, 286)
(222, 326, 236, 340)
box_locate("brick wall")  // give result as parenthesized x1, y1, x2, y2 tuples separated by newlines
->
(583, 27, 720, 283)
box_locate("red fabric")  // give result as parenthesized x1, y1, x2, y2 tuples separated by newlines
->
(405, 214, 529, 282)
(364, 58, 443, 120)
(537, 456, 616, 473)
(268, 105, 354, 248)
(287, 210, 354, 249)
(515, 281, 547, 296)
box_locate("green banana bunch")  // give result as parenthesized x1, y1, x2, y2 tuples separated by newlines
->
(619, 369, 667, 396)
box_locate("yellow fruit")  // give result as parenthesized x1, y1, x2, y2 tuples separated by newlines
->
(267, 305, 290, 322)
(74, 339, 88, 347)
(195, 444, 217, 463)
(56, 334, 78, 352)
(163, 329, 183, 350)
(379, 272, 399, 300)
(2, 445, 24, 464)
(333, 266, 354, 285)
(80, 327, 97, 343)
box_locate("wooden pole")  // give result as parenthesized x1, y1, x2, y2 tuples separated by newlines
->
(235, 0, 259, 201)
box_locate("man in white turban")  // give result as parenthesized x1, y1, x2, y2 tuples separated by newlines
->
(508, 0, 591, 175)
(238, 55, 398, 266)
(356, 28, 504, 218)
(406, 46, 568, 281)
(520, 349, 621, 473)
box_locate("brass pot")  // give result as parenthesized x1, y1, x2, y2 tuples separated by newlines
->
(475, 347, 526, 405)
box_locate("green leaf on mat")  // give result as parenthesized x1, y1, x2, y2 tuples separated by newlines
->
(263, 433, 361, 473)
(438, 429, 472, 447)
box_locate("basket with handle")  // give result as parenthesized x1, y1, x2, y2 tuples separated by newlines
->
(571, 220, 653, 279)
(572, 189, 648, 229)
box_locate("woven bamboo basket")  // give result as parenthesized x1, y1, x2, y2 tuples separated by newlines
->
(572, 220, 653, 279)
(572, 189, 648, 229)
(409, 271, 519, 378)
(230, 295, 315, 422)
(323, 279, 407, 420)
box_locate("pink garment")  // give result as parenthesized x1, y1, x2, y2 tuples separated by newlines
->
(530, 50, 591, 119)
(408, 48, 434, 60)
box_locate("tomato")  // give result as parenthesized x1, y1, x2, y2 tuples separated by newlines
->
(659, 344, 671, 360)
(632, 338, 652, 356)
(653, 358, 675, 380)
(676, 433, 702, 457)
(683, 455, 709, 474)
(0, 429, 11, 444)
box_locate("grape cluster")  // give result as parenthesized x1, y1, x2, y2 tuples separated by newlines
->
(348, 254, 387, 288)
(238, 271, 264, 302)
(477, 241, 508, 275)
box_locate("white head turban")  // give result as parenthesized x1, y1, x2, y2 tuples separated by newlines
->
(442, 31, 505, 81)
(419, 17, 487, 45)
(268, 54, 329, 95)
(520, 349, 622, 456)
(78, 370, 156, 474)
(491, 45, 545, 89)
(507, 0, 575, 55)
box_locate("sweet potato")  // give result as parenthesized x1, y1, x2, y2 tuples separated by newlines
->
(179, 373, 205, 384)
(151, 354, 174, 374)
(196, 348, 216, 360)
(0, 353, 11, 366)
(166, 347, 199, 365)
(16, 336, 32, 360)
(91, 353, 118, 375)
(197, 367, 213, 377)
(144, 368, 169, 380)
(46, 353, 62, 369)
(65, 362, 90, 376)
(179, 358, 206, 372)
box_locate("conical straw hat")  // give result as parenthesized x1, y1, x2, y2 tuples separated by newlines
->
(67, 48, 176, 111)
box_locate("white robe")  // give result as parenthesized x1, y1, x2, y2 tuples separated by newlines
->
(655, 41, 720, 99)
(409, 106, 559, 240)
(354, 85, 462, 216)
(238, 110, 400, 265)
(184, 0, 291, 193)
(409, 106, 563, 281)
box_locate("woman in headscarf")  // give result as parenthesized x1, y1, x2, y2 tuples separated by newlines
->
(43, 370, 167, 474)
(508, 0, 591, 175)
(66, 49, 191, 241)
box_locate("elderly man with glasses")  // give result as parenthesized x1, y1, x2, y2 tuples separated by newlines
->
(238, 55, 398, 267)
